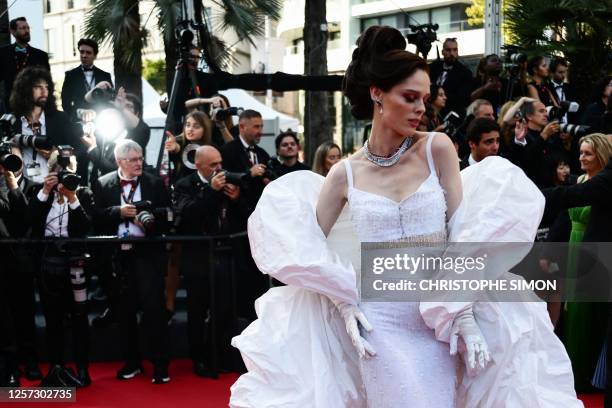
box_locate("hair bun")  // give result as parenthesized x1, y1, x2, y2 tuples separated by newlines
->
(356, 25, 407, 60)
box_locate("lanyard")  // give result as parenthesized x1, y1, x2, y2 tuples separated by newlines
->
(121, 178, 139, 229)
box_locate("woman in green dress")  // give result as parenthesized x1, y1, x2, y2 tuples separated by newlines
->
(563, 133, 612, 391)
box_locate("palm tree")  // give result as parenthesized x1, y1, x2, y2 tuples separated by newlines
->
(304, 0, 330, 164)
(85, 0, 282, 100)
(505, 0, 612, 103)
(84, 0, 145, 100)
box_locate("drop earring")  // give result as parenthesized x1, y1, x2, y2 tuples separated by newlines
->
(374, 99, 383, 114)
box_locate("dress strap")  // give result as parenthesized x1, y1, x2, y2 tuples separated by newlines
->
(425, 132, 438, 178)
(343, 159, 354, 189)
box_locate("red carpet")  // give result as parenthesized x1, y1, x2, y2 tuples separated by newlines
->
(17, 360, 238, 408)
(14, 360, 605, 407)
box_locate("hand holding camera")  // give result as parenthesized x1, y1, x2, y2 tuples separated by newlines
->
(210, 171, 226, 191)
(250, 163, 266, 178)
(42, 172, 59, 195)
(541, 121, 560, 141)
(120, 204, 138, 219)
(57, 183, 77, 204)
(3, 169, 18, 191)
(223, 184, 240, 201)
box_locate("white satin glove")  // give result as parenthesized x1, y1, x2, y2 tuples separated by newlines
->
(331, 299, 376, 359)
(450, 305, 490, 376)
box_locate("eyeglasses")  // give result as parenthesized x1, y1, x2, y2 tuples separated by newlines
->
(122, 157, 144, 164)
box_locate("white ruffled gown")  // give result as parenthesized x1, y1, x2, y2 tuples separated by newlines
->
(230, 145, 583, 407)
(344, 134, 456, 407)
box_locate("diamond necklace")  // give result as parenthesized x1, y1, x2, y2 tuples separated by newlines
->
(364, 137, 412, 167)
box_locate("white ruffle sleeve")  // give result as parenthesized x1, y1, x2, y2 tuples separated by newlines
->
(420, 157, 583, 408)
(230, 171, 365, 408)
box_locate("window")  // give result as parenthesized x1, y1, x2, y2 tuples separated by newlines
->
(67, 0, 74, 9)
(45, 29, 55, 58)
(45, 0, 52, 13)
(71, 25, 77, 57)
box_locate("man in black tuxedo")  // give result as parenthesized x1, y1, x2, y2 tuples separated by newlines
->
(8, 67, 82, 185)
(428, 38, 474, 119)
(547, 57, 580, 123)
(29, 150, 93, 388)
(92, 139, 171, 384)
(61, 39, 112, 122)
(543, 158, 612, 407)
(460, 117, 501, 169)
(175, 145, 242, 377)
(0, 17, 50, 108)
(220, 109, 270, 319)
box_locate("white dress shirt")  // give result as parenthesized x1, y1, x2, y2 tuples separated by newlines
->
(82, 65, 96, 91)
(21, 112, 49, 184)
(117, 170, 145, 238)
(239, 135, 258, 165)
(37, 189, 81, 237)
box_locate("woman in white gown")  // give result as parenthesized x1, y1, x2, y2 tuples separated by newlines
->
(230, 26, 582, 408)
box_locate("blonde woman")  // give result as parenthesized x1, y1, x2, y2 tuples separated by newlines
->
(312, 142, 342, 176)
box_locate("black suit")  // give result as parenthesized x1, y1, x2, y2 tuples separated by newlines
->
(543, 162, 612, 407)
(0, 176, 40, 372)
(220, 138, 270, 319)
(61, 66, 112, 121)
(0, 44, 50, 107)
(174, 172, 236, 367)
(428, 60, 473, 118)
(93, 170, 170, 368)
(29, 186, 93, 370)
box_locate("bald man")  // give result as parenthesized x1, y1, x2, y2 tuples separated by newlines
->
(173, 145, 240, 378)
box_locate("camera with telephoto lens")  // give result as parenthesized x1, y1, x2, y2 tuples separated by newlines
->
(213, 107, 244, 121)
(442, 111, 462, 138)
(263, 158, 280, 181)
(1, 113, 52, 152)
(220, 170, 248, 185)
(131, 200, 173, 232)
(0, 114, 23, 172)
(56, 145, 82, 191)
(546, 100, 580, 122)
(90, 87, 117, 104)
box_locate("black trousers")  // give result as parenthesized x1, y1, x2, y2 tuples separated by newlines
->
(39, 256, 89, 369)
(115, 247, 169, 367)
(0, 256, 17, 380)
(5, 245, 39, 366)
(184, 246, 234, 367)
(233, 237, 269, 320)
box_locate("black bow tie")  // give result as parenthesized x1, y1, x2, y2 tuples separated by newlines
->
(554, 84, 563, 89)
(82, 66, 93, 72)
(246, 146, 256, 153)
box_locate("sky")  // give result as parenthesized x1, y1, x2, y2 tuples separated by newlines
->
(7, 0, 44, 49)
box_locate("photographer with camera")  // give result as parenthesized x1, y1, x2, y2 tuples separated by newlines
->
(92, 139, 172, 384)
(220, 109, 270, 319)
(0, 143, 43, 385)
(268, 129, 310, 178)
(174, 145, 242, 377)
(29, 147, 93, 387)
(513, 100, 562, 187)
(470, 54, 519, 114)
(7, 67, 82, 184)
(80, 85, 150, 185)
(428, 38, 473, 118)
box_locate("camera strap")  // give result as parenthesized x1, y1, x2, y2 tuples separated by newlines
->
(120, 178, 140, 229)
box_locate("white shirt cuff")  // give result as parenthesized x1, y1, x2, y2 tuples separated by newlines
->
(37, 190, 49, 202)
(87, 145, 97, 153)
(68, 198, 81, 210)
(514, 136, 527, 146)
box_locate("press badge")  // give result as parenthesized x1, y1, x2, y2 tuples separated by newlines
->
(26, 162, 41, 177)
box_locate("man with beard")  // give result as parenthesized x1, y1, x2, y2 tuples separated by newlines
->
(428, 38, 473, 118)
(0, 17, 50, 107)
(460, 117, 501, 169)
(268, 129, 310, 178)
(8, 67, 82, 184)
